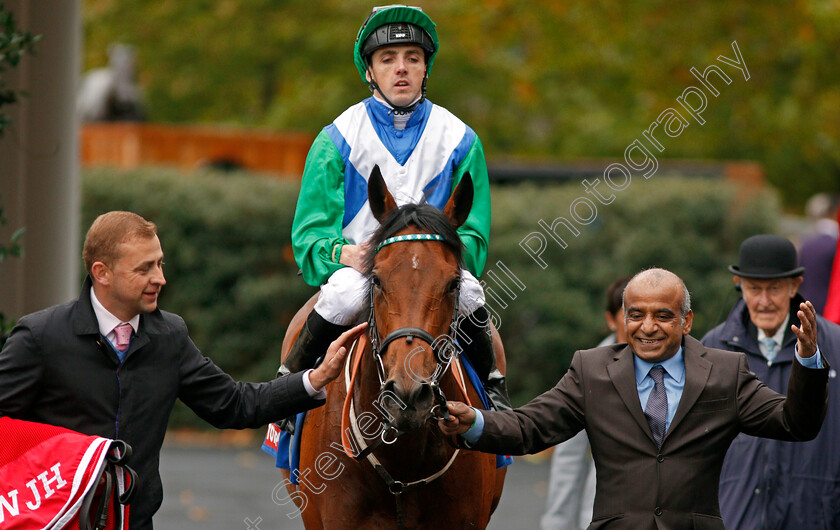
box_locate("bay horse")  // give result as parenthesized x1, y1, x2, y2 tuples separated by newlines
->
(277, 166, 507, 528)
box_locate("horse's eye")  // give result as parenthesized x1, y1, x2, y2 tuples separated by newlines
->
(448, 279, 460, 293)
(372, 274, 382, 288)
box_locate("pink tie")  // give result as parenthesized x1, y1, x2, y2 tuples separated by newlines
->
(113, 323, 133, 352)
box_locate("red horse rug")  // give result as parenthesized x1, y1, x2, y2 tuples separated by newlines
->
(0, 417, 135, 529)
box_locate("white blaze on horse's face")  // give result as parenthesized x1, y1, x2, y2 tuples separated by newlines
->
(411, 254, 419, 270)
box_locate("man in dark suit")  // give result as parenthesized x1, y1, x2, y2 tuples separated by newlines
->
(440, 268, 828, 529)
(702, 234, 840, 529)
(0, 211, 366, 530)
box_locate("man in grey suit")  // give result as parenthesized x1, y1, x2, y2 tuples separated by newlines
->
(0, 211, 366, 530)
(440, 268, 828, 529)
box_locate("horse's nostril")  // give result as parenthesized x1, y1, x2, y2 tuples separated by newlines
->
(381, 379, 434, 412)
(408, 383, 434, 410)
(381, 379, 406, 405)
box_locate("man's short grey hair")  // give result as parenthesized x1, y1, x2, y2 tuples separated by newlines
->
(680, 284, 691, 321)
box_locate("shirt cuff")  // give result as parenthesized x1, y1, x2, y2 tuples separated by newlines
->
(795, 345, 823, 369)
(331, 243, 343, 264)
(461, 407, 485, 445)
(302, 369, 327, 399)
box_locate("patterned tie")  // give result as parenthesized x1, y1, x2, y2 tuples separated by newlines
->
(113, 323, 133, 353)
(761, 337, 778, 363)
(644, 366, 668, 447)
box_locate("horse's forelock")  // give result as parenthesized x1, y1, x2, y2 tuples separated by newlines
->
(362, 203, 463, 274)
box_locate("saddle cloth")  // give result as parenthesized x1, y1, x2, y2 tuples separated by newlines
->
(0, 417, 135, 529)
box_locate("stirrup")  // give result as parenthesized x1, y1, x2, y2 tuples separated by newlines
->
(484, 369, 512, 412)
(276, 363, 291, 379)
(277, 416, 296, 435)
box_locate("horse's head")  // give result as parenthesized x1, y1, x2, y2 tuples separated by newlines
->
(364, 165, 473, 432)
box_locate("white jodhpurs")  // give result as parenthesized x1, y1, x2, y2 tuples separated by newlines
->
(313, 266, 486, 326)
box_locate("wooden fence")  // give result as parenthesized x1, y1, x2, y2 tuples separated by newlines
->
(80, 123, 764, 192)
(80, 123, 314, 178)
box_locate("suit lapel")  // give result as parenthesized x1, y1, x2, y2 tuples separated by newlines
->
(607, 345, 656, 445)
(127, 325, 150, 355)
(666, 335, 711, 440)
(122, 312, 165, 360)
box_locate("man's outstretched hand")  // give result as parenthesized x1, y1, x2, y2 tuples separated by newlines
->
(437, 401, 477, 436)
(792, 301, 818, 358)
(309, 322, 368, 390)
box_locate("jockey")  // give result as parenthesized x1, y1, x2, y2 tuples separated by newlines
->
(279, 5, 511, 418)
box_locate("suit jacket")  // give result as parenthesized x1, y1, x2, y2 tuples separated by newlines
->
(702, 295, 840, 529)
(0, 277, 324, 530)
(471, 335, 829, 530)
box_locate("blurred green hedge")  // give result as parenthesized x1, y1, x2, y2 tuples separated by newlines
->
(82, 169, 777, 416)
(82, 168, 314, 427)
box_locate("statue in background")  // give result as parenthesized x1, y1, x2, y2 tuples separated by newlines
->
(77, 43, 144, 122)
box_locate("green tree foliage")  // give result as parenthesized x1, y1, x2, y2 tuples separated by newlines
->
(83, 1, 839, 207)
(82, 168, 776, 415)
(84, 0, 363, 125)
(0, 2, 40, 135)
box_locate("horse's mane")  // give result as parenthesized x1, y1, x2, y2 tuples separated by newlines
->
(362, 203, 464, 274)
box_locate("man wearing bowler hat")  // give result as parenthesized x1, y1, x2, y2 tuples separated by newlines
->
(702, 234, 840, 529)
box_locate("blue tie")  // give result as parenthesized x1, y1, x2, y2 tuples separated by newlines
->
(761, 337, 778, 363)
(645, 366, 668, 447)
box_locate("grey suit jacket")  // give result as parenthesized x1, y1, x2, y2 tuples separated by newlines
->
(471, 335, 829, 529)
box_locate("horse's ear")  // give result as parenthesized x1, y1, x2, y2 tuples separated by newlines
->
(368, 165, 398, 224)
(442, 172, 474, 228)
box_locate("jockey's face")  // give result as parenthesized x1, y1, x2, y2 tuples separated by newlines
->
(366, 45, 426, 108)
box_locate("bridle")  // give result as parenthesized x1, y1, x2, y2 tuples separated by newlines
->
(348, 232, 468, 528)
(368, 233, 462, 421)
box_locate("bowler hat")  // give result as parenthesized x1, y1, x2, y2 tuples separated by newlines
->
(728, 234, 805, 279)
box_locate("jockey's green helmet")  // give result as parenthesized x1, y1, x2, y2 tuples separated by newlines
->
(354, 5, 439, 83)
